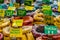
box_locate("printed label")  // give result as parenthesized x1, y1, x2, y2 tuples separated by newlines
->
(44, 25, 57, 34)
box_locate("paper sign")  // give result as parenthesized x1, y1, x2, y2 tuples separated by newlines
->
(42, 5, 52, 16)
(0, 0, 4, 4)
(12, 19, 23, 27)
(0, 10, 5, 17)
(5, 10, 14, 17)
(17, 9, 26, 17)
(10, 28, 23, 37)
(44, 25, 57, 34)
(24, 0, 33, 6)
(25, 6, 34, 10)
(8, 7, 16, 10)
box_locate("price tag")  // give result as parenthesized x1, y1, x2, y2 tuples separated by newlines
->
(0, 0, 4, 4)
(5, 10, 14, 17)
(25, 6, 34, 10)
(17, 9, 26, 17)
(24, 0, 33, 6)
(10, 28, 23, 37)
(0, 10, 5, 17)
(42, 5, 52, 16)
(8, 7, 16, 10)
(44, 25, 57, 34)
(12, 19, 23, 27)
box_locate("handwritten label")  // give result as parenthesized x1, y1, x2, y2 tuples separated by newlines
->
(17, 9, 26, 17)
(10, 28, 23, 37)
(44, 25, 57, 34)
(12, 19, 23, 27)
(5, 10, 14, 17)
(0, 10, 5, 17)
